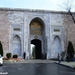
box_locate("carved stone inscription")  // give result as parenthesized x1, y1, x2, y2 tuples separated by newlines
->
(30, 22, 42, 34)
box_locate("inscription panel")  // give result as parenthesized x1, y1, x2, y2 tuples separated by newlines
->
(30, 21, 42, 35)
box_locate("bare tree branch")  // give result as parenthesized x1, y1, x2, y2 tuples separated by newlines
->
(68, 10, 75, 23)
(58, 0, 75, 23)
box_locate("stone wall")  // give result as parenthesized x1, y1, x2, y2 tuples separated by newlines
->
(50, 13, 64, 25)
(8, 10, 24, 25)
(50, 12, 75, 52)
(0, 8, 75, 57)
(0, 10, 10, 56)
(63, 13, 75, 51)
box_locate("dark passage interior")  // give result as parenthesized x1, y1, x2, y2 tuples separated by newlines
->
(31, 39, 42, 59)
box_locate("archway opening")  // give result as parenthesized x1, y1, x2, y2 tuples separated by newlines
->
(31, 39, 42, 59)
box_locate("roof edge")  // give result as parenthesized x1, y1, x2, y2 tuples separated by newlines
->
(0, 7, 71, 14)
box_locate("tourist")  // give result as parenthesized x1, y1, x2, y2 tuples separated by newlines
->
(58, 53, 61, 63)
(23, 52, 26, 59)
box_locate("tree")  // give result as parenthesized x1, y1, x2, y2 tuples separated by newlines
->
(32, 46, 36, 59)
(67, 41, 74, 54)
(59, 0, 75, 23)
(58, 0, 75, 52)
(0, 41, 3, 56)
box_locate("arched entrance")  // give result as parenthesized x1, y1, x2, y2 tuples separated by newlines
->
(12, 35, 21, 56)
(30, 17, 46, 59)
(31, 39, 42, 59)
(29, 17, 47, 59)
(29, 17, 46, 59)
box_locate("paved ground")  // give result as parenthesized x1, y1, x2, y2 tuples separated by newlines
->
(3, 59, 75, 68)
(3, 59, 55, 63)
(54, 61, 75, 68)
(4, 59, 75, 67)
(0, 63, 75, 75)
(0, 60, 75, 75)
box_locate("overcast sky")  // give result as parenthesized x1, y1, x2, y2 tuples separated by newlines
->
(0, 0, 75, 11)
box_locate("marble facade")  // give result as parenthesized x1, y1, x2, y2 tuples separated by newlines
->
(0, 8, 73, 59)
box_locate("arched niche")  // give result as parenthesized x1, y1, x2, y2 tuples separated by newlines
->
(12, 35, 21, 56)
(52, 36, 62, 58)
(30, 17, 45, 35)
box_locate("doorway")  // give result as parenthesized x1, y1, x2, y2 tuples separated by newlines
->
(31, 39, 42, 59)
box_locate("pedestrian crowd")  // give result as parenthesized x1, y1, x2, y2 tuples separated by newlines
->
(66, 53, 75, 62)
(57, 53, 75, 63)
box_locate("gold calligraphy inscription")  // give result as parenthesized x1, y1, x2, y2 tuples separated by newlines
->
(30, 22, 42, 28)
(30, 21, 42, 34)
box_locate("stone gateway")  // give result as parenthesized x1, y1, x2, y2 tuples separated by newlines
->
(0, 8, 75, 59)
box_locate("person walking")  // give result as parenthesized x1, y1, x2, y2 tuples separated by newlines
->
(58, 53, 61, 63)
(23, 52, 26, 59)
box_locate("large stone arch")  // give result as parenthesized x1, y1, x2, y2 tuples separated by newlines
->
(52, 36, 62, 58)
(12, 35, 21, 56)
(30, 17, 45, 35)
(29, 17, 46, 59)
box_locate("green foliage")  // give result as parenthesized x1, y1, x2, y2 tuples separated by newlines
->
(0, 41, 3, 56)
(61, 51, 66, 61)
(32, 46, 36, 59)
(13, 54, 18, 58)
(67, 41, 74, 54)
(6, 53, 12, 59)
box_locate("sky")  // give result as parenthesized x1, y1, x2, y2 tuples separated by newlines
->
(0, 0, 75, 11)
